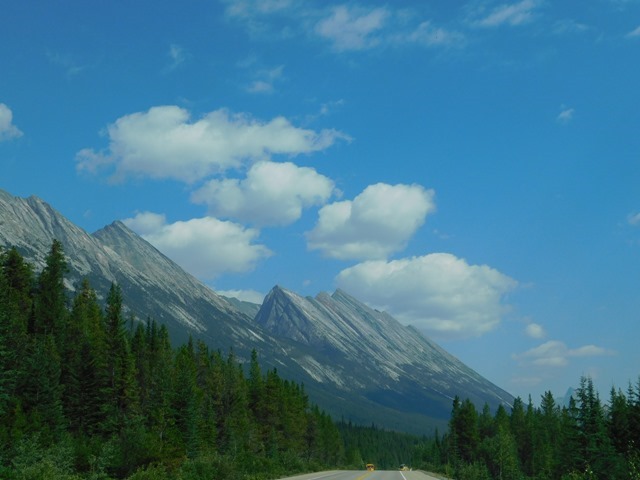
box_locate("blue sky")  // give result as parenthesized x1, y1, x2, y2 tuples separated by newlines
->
(2, 0, 640, 404)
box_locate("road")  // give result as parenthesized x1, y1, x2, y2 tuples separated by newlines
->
(277, 470, 445, 480)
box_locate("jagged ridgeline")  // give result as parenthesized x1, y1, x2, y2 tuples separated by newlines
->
(0, 188, 514, 437)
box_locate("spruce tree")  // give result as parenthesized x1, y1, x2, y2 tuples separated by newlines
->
(33, 240, 68, 339)
(62, 279, 105, 435)
(101, 282, 139, 435)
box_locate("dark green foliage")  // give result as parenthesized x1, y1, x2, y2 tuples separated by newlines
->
(337, 420, 421, 470)
(412, 376, 640, 479)
(0, 243, 349, 479)
(33, 239, 68, 338)
(450, 396, 480, 464)
(2, 242, 640, 479)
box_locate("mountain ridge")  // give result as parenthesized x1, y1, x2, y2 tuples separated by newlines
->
(0, 188, 514, 434)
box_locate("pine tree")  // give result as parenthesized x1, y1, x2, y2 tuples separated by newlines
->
(194, 339, 217, 455)
(18, 334, 65, 443)
(533, 391, 560, 479)
(247, 349, 266, 455)
(575, 376, 615, 476)
(509, 396, 527, 474)
(608, 387, 630, 454)
(33, 240, 68, 339)
(0, 257, 12, 419)
(558, 396, 582, 476)
(0, 248, 34, 452)
(171, 340, 200, 458)
(141, 321, 174, 459)
(449, 397, 479, 464)
(101, 282, 139, 435)
(62, 279, 105, 435)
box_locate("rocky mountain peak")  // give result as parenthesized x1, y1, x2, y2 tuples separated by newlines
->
(1, 188, 514, 434)
(255, 285, 318, 345)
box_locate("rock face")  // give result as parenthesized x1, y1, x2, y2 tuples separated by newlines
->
(0, 189, 514, 434)
(256, 286, 513, 421)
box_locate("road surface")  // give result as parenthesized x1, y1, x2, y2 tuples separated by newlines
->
(278, 470, 444, 480)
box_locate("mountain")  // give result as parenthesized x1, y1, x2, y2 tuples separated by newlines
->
(0, 189, 514, 434)
(0, 189, 257, 349)
(255, 286, 513, 424)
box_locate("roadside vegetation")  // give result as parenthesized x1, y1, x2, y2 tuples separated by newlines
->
(0, 243, 342, 479)
(1, 242, 639, 479)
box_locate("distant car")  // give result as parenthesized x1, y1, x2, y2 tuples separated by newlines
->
(366, 463, 375, 471)
(400, 464, 410, 471)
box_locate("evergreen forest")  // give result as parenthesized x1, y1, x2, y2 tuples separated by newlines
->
(1, 241, 639, 480)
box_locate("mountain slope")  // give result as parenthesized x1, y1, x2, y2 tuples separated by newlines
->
(256, 286, 513, 422)
(0, 190, 260, 348)
(0, 189, 514, 434)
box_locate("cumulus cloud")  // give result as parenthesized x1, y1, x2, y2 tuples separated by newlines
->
(315, 5, 389, 51)
(76, 106, 348, 183)
(472, 0, 540, 28)
(335, 253, 517, 339)
(514, 340, 614, 368)
(0, 104, 23, 141)
(525, 322, 546, 339)
(191, 160, 335, 226)
(307, 183, 436, 260)
(123, 212, 272, 280)
(556, 107, 575, 124)
(217, 289, 266, 304)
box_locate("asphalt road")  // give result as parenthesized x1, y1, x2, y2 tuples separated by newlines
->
(277, 470, 444, 480)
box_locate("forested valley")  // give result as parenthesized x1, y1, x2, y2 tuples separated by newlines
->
(1, 241, 639, 480)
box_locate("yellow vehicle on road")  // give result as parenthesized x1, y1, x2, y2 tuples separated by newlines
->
(366, 463, 375, 471)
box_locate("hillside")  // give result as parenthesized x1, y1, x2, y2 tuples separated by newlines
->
(0, 188, 514, 434)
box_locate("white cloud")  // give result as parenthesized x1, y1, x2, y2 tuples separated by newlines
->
(525, 322, 546, 339)
(628, 212, 640, 226)
(552, 19, 590, 35)
(217, 289, 266, 304)
(557, 107, 575, 124)
(569, 345, 611, 357)
(225, 1, 462, 52)
(246, 65, 284, 94)
(335, 253, 517, 339)
(76, 106, 348, 183)
(166, 44, 188, 71)
(627, 25, 640, 38)
(315, 5, 389, 51)
(46, 51, 87, 77)
(514, 340, 614, 368)
(123, 211, 167, 236)
(224, 0, 294, 18)
(247, 80, 274, 94)
(307, 183, 436, 260)
(123, 212, 272, 280)
(0, 104, 23, 141)
(403, 21, 465, 47)
(473, 0, 540, 28)
(191, 160, 335, 226)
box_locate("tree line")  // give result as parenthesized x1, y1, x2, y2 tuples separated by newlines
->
(411, 376, 640, 479)
(0, 241, 344, 479)
(2, 241, 639, 480)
